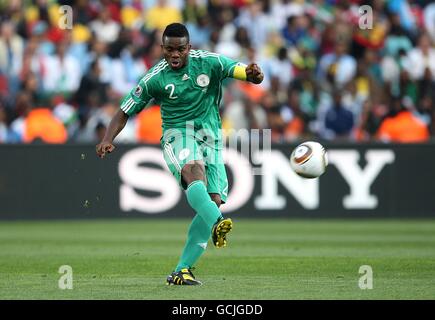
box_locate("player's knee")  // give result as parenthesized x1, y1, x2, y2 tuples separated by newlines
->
(182, 162, 205, 186)
(210, 194, 221, 208)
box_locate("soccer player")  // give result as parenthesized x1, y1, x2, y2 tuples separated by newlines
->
(96, 23, 264, 285)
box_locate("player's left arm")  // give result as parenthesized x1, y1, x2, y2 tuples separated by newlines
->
(215, 53, 264, 84)
(233, 63, 264, 84)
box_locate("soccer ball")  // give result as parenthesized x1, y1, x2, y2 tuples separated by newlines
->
(290, 141, 328, 179)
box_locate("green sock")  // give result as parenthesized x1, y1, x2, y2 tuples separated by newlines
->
(175, 214, 210, 272)
(174, 180, 223, 272)
(185, 180, 222, 230)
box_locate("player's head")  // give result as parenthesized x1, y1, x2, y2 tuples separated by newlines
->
(162, 23, 191, 70)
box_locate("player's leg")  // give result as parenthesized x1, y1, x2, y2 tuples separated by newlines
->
(172, 192, 226, 273)
(167, 163, 225, 285)
(162, 131, 223, 285)
(173, 213, 209, 272)
(201, 121, 233, 248)
(162, 127, 223, 231)
(162, 130, 205, 285)
(169, 161, 223, 267)
(182, 161, 224, 230)
(209, 193, 222, 207)
(205, 162, 232, 248)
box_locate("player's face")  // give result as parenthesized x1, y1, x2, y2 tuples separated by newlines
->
(162, 36, 191, 70)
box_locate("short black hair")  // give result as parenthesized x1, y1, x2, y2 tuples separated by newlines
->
(162, 23, 189, 42)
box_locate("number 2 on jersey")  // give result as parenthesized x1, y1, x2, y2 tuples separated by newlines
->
(165, 84, 178, 99)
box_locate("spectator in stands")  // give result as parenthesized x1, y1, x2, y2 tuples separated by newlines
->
(76, 101, 136, 143)
(73, 0, 94, 25)
(261, 92, 286, 143)
(183, 0, 207, 25)
(20, 72, 41, 107)
(145, 0, 182, 31)
(52, 95, 79, 138)
(186, 14, 211, 50)
(283, 89, 307, 142)
(222, 94, 268, 138)
(424, 2, 435, 42)
(136, 105, 162, 144)
(383, 13, 413, 58)
(0, 20, 24, 96)
(9, 92, 33, 142)
(0, 105, 8, 143)
(405, 33, 435, 81)
(387, 0, 418, 35)
(22, 99, 68, 144)
(290, 66, 320, 120)
(74, 60, 108, 116)
(317, 40, 357, 90)
(262, 47, 293, 93)
(271, 0, 305, 32)
(120, 4, 142, 30)
(281, 15, 306, 47)
(41, 39, 81, 97)
(86, 40, 112, 84)
(108, 29, 147, 96)
(236, 1, 270, 51)
(377, 97, 429, 143)
(354, 100, 388, 142)
(90, 7, 121, 44)
(324, 90, 355, 140)
(415, 94, 433, 128)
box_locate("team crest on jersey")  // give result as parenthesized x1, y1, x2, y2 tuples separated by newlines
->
(133, 85, 142, 97)
(196, 74, 210, 87)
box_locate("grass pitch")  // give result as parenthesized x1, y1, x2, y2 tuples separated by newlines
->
(0, 219, 434, 300)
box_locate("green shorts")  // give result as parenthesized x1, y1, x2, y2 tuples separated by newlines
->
(161, 125, 228, 203)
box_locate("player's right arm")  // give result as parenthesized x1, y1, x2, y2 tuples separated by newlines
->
(96, 109, 129, 158)
(96, 78, 154, 158)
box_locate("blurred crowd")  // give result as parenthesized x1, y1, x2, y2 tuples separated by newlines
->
(0, 0, 434, 144)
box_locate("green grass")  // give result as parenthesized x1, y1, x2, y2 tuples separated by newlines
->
(0, 219, 435, 299)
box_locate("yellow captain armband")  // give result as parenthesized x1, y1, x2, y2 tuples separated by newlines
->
(232, 64, 247, 81)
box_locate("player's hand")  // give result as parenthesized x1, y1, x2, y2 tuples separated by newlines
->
(96, 141, 115, 159)
(246, 63, 264, 84)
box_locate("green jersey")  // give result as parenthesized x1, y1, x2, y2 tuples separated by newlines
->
(120, 50, 241, 131)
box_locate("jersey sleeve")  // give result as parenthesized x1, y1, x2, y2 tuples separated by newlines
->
(217, 54, 247, 80)
(120, 80, 153, 116)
